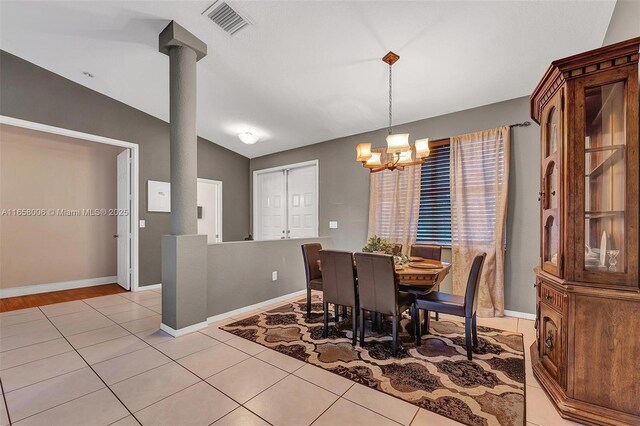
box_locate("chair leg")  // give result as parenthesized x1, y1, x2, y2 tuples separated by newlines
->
(465, 317, 473, 360)
(323, 302, 329, 338)
(359, 309, 366, 347)
(435, 312, 439, 321)
(414, 306, 422, 346)
(423, 310, 431, 335)
(472, 313, 479, 348)
(392, 315, 398, 356)
(351, 306, 357, 346)
(306, 288, 312, 318)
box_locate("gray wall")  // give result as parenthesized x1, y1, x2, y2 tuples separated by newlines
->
(207, 237, 332, 317)
(603, 0, 640, 46)
(0, 50, 250, 287)
(251, 97, 540, 314)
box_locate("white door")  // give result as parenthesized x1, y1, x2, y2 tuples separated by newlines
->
(197, 179, 222, 244)
(256, 171, 287, 240)
(116, 149, 131, 290)
(287, 165, 318, 238)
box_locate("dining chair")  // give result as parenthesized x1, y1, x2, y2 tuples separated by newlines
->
(392, 243, 403, 256)
(410, 244, 442, 261)
(319, 250, 358, 345)
(354, 252, 416, 356)
(301, 243, 323, 318)
(413, 252, 486, 360)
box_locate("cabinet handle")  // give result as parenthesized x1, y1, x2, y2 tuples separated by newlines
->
(544, 331, 553, 349)
(537, 191, 544, 202)
(533, 282, 537, 288)
(545, 294, 553, 301)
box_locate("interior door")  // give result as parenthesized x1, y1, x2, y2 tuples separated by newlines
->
(257, 171, 287, 240)
(197, 180, 221, 244)
(287, 165, 318, 238)
(116, 149, 131, 290)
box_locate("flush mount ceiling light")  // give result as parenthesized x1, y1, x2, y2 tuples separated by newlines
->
(355, 52, 430, 173)
(238, 132, 259, 145)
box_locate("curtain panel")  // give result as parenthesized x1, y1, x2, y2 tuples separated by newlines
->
(450, 126, 510, 317)
(367, 150, 421, 255)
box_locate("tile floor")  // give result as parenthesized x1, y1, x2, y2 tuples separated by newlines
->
(0, 289, 582, 426)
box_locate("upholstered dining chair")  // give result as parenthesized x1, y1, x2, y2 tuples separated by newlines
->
(410, 244, 442, 261)
(354, 252, 416, 356)
(413, 252, 486, 360)
(301, 243, 323, 318)
(319, 250, 358, 345)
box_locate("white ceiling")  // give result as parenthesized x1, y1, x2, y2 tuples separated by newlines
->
(0, 1, 616, 158)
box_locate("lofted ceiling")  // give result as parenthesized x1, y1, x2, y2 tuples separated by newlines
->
(0, 1, 616, 158)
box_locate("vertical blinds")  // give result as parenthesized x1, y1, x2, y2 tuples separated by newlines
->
(417, 143, 452, 245)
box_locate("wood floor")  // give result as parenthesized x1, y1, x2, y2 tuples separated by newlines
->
(0, 284, 127, 312)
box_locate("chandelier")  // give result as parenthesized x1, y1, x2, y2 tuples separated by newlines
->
(356, 52, 430, 173)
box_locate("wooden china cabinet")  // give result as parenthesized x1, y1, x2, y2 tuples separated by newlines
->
(530, 38, 640, 425)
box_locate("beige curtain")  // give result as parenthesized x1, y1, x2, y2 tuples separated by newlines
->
(450, 126, 510, 317)
(367, 151, 421, 255)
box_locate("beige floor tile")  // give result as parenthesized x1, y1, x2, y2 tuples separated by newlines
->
(14, 388, 128, 426)
(178, 343, 250, 379)
(132, 296, 161, 308)
(410, 408, 462, 425)
(150, 287, 162, 293)
(84, 294, 130, 309)
(92, 346, 172, 385)
(66, 324, 131, 349)
(0, 400, 8, 426)
(294, 363, 354, 395)
(0, 338, 73, 370)
(154, 332, 219, 360)
(476, 316, 519, 332)
(78, 334, 147, 365)
(526, 385, 582, 426)
(343, 383, 419, 426)
(0, 310, 45, 327)
(119, 291, 160, 302)
(212, 407, 269, 426)
(49, 310, 115, 336)
(207, 357, 288, 403)
(525, 360, 541, 389)
(106, 307, 157, 324)
(110, 362, 200, 413)
(40, 300, 92, 318)
(0, 307, 39, 318)
(120, 314, 161, 333)
(135, 381, 237, 425)
(230, 309, 265, 320)
(96, 301, 142, 316)
(147, 304, 162, 314)
(2, 351, 87, 392)
(109, 415, 139, 426)
(314, 398, 399, 425)
(199, 324, 236, 342)
(0, 327, 61, 352)
(1, 319, 57, 339)
(245, 375, 338, 426)
(226, 336, 268, 356)
(134, 328, 173, 345)
(255, 347, 305, 372)
(4, 367, 104, 422)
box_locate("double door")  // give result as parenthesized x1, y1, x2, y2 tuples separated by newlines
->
(255, 162, 318, 241)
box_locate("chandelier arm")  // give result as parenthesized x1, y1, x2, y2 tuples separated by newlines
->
(388, 63, 392, 135)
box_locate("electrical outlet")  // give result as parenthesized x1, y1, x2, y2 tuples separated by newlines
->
(272, 271, 278, 281)
(139, 220, 146, 228)
(329, 221, 338, 229)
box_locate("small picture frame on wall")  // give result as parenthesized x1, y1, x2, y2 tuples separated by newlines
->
(148, 180, 171, 212)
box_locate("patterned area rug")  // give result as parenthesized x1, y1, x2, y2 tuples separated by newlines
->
(220, 295, 525, 426)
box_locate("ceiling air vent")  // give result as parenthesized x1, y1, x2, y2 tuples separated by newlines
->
(204, 1, 249, 36)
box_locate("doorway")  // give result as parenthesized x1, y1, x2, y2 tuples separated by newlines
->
(253, 160, 318, 241)
(197, 178, 222, 244)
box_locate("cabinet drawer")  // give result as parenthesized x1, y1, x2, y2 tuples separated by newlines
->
(540, 282, 564, 312)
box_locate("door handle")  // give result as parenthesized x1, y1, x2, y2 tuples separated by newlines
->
(113, 234, 119, 238)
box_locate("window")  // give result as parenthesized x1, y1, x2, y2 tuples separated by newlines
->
(417, 141, 452, 245)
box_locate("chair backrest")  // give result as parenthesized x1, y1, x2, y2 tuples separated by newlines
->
(301, 243, 322, 286)
(354, 252, 398, 315)
(410, 244, 442, 261)
(392, 243, 403, 256)
(463, 252, 486, 317)
(319, 250, 357, 307)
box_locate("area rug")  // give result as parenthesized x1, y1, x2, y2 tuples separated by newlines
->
(220, 294, 525, 426)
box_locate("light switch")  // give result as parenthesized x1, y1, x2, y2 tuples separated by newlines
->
(329, 221, 338, 229)
(139, 220, 146, 228)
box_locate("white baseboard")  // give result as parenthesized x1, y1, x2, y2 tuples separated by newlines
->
(504, 310, 536, 320)
(207, 289, 307, 324)
(160, 321, 207, 337)
(0, 276, 118, 298)
(137, 283, 161, 292)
